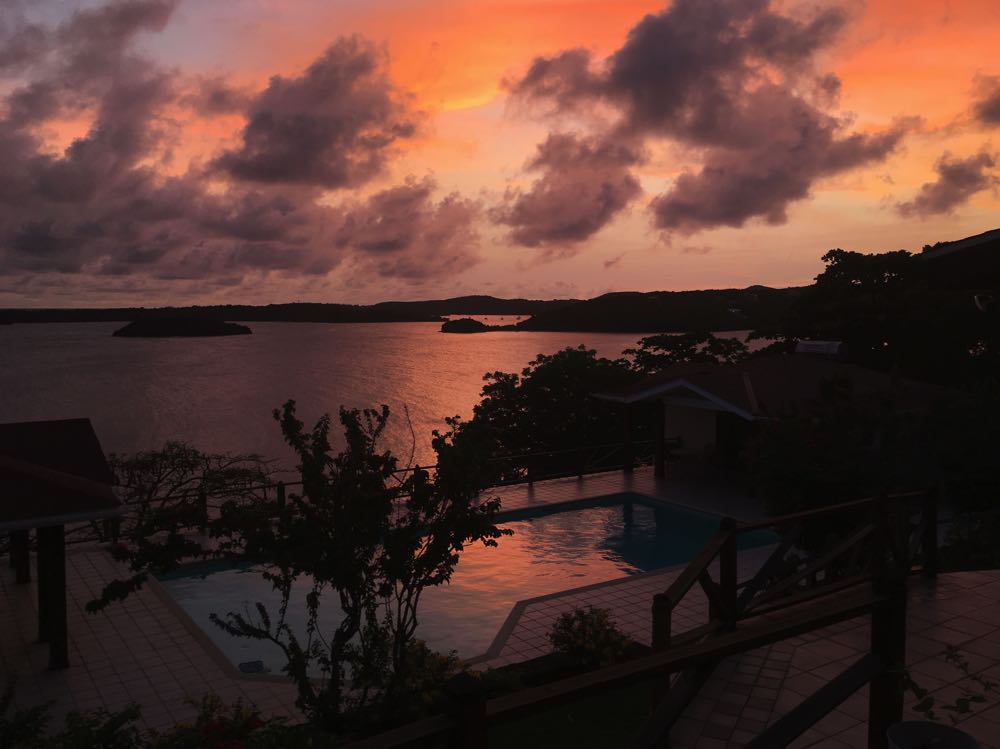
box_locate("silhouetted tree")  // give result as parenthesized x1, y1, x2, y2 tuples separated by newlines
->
(210, 402, 507, 729)
(88, 443, 272, 610)
(436, 346, 643, 483)
(90, 403, 508, 733)
(624, 331, 749, 373)
(785, 248, 995, 384)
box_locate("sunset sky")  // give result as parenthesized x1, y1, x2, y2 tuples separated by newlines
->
(1, 0, 999, 306)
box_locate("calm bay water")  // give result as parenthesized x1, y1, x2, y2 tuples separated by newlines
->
(0, 320, 654, 467)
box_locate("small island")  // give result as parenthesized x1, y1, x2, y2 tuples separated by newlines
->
(112, 318, 252, 338)
(440, 318, 515, 333)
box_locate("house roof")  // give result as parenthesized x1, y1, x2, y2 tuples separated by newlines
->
(0, 418, 120, 531)
(593, 354, 951, 419)
(919, 227, 1000, 290)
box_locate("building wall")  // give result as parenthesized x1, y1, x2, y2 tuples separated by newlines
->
(663, 403, 718, 454)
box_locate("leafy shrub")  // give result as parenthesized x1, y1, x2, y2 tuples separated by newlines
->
(50, 705, 145, 749)
(347, 639, 463, 729)
(155, 696, 271, 748)
(1, 686, 49, 749)
(901, 646, 997, 724)
(0, 690, 328, 749)
(1, 687, 146, 749)
(548, 606, 631, 668)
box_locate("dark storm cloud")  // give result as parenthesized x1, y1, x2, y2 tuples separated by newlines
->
(212, 37, 418, 188)
(896, 151, 998, 218)
(651, 108, 911, 233)
(491, 132, 643, 249)
(972, 76, 1000, 126)
(0, 1, 187, 275)
(334, 177, 481, 280)
(181, 75, 254, 115)
(0, 2, 472, 292)
(507, 0, 909, 236)
(0, 19, 46, 73)
(507, 49, 604, 114)
(1, 0, 178, 127)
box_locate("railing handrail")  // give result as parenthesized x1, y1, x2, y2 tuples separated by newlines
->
(657, 488, 931, 619)
(735, 489, 927, 534)
(345, 584, 884, 749)
(660, 528, 730, 609)
(485, 439, 656, 463)
(345, 487, 930, 748)
(105, 439, 657, 507)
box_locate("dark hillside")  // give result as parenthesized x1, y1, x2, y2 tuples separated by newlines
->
(515, 287, 802, 333)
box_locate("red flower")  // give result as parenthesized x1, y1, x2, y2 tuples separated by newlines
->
(202, 718, 227, 736)
(111, 542, 131, 559)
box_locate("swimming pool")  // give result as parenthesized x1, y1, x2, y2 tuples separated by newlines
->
(159, 495, 772, 670)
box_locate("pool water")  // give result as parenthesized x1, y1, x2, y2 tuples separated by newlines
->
(159, 498, 771, 669)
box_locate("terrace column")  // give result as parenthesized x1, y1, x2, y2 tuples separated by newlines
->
(11, 529, 31, 583)
(37, 524, 68, 669)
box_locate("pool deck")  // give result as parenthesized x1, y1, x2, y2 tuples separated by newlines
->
(490, 465, 765, 522)
(4, 467, 1000, 747)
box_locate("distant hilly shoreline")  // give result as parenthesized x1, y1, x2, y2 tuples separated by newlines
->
(0, 286, 801, 333)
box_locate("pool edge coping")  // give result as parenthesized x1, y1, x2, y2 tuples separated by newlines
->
(463, 556, 691, 666)
(145, 573, 291, 685)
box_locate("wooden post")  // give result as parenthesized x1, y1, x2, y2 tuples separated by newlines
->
(37, 529, 50, 642)
(868, 578, 906, 748)
(719, 517, 738, 628)
(870, 500, 887, 581)
(444, 671, 488, 749)
(103, 517, 120, 544)
(36, 525, 69, 668)
(652, 593, 673, 652)
(922, 489, 938, 577)
(868, 503, 907, 749)
(11, 529, 30, 584)
(276, 481, 286, 510)
(44, 525, 68, 669)
(654, 400, 667, 478)
(526, 449, 534, 486)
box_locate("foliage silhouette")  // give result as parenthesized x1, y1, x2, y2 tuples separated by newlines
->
(89, 402, 508, 733)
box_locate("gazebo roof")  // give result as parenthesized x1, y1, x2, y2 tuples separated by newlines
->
(0, 418, 120, 531)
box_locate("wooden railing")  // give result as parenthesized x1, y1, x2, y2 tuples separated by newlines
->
(341, 489, 938, 749)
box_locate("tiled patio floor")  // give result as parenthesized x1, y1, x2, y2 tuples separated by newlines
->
(470, 546, 776, 667)
(0, 549, 300, 732)
(4, 470, 1000, 747)
(667, 571, 1000, 749)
